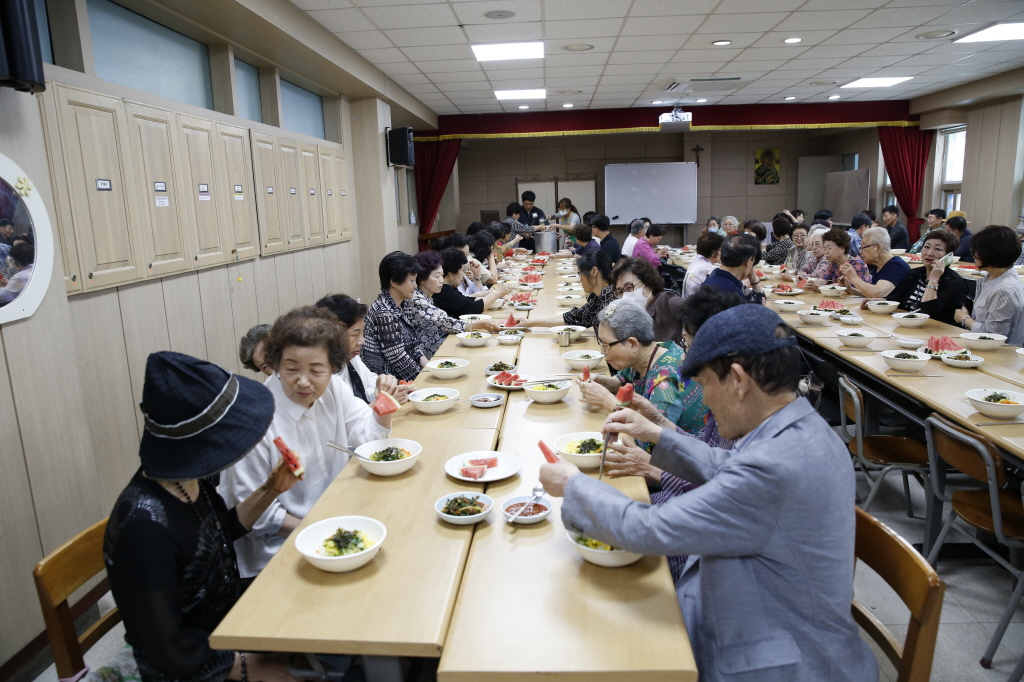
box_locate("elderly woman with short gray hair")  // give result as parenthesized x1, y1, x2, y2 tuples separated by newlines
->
(239, 323, 273, 376)
(841, 225, 911, 298)
(577, 300, 707, 443)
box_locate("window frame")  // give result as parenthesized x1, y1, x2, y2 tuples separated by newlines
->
(939, 127, 965, 216)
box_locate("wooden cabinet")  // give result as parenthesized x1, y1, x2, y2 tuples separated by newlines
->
(336, 150, 352, 242)
(177, 114, 230, 269)
(300, 143, 324, 246)
(318, 145, 342, 244)
(39, 85, 83, 293)
(276, 137, 306, 251)
(125, 102, 192, 277)
(251, 131, 286, 255)
(214, 123, 258, 261)
(54, 86, 144, 289)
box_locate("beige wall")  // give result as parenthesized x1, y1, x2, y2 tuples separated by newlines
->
(962, 95, 1024, 228)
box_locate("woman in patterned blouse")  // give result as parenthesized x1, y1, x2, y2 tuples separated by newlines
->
(763, 215, 794, 266)
(361, 251, 427, 382)
(520, 248, 615, 335)
(404, 251, 500, 359)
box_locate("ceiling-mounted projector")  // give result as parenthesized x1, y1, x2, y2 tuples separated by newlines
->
(658, 107, 691, 132)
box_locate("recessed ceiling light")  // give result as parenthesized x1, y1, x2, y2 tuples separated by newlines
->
(810, 80, 839, 86)
(495, 89, 546, 100)
(784, 37, 802, 43)
(558, 89, 583, 94)
(784, 96, 796, 100)
(713, 40, 732, 46)
(561, 43, 594, 51)
(562, 103, 573, 107)
(955, 22, 1024, 43)
(841, 77, 914, 88)
(472, 42, 544, 61)
(518, 105, 529, 109)
(696, 98, 708, 103)
(916, 29, 958, 40)
(828, 95, 841, 100)
(484, 10, 516, 20)
(652, 100, 663, 104)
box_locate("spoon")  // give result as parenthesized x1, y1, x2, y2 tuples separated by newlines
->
(326, 440, 371, 461)
(507, 484, 546, 524)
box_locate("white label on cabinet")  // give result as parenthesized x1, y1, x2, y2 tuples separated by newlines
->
(289, 188, 297, 194)
(198, 183, 209, 193)
(309, 189, 316, 195)
(96, 179, 112, 191)
(154, 181, 167, 192)
(234, 195, 244, 201)
(234, 185, 243, 193)
(267, 186, 274, 194)
(198, 194, 211, 201)
(155, 196, 169, 207)
(341, 190, 346, 196)
(327, 189, 333, 196)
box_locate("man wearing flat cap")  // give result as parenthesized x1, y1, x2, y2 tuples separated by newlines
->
(540, 305, 877, 682)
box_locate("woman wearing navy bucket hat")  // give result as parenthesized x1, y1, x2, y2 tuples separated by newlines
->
(104, 352, 304, 682)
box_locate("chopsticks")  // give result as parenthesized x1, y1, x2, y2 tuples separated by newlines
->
(975, 421, 1024, 426)
(885, 374, 944, 378)
(517, 378, 572, 387)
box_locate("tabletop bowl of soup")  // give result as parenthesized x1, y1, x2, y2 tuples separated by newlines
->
(795, 310, 831, 325)
(459, 314, 492, 322)
(435, 492, 494, 526)
(550, 325, 586, 342)
(513, 302, 534, 311)
(408, 387, 459, 414)
(353, 438, 422, 476)
(880, 350, 930, 373)
(426, 358, 469, 379)
(514, 254, 529, 261)
(818, 285, 847, 298)
(866, 300, 900, 314)
(563, 350, 604, 370)
(959, 333, 1007, 351)
(523, 380, 571, 404)
(556, 295, 584, 307)
(836, 330, 877, 347)
(892, 312, 930, 328)
(966, 389, 1024, 420)
(555, 431, 606, 469)
(561, 274, 581, 282)
(296, 516, 386, 573)
(497, 330, 523, 344)
(771, 299, 807, 312)
(566, 531, 642, 568)
(502, 496, 552, 525)
(456, 331, 491, 347)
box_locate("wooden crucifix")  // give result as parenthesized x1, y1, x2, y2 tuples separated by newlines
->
(691, 144, 704, 167)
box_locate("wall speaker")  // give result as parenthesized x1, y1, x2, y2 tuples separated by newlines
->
(387, 127, 415, 167)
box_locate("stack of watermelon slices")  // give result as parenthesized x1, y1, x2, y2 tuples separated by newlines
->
(923, 335, 964, 356)
(491, 371, 525, 387)
(460, 456, 498, 479)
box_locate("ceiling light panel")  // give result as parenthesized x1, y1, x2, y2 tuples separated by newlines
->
(472, 42, 545, 61)
(956, 23, 1024, 42)
(495, 89, 547, 100)
(841, 76, 914, 87)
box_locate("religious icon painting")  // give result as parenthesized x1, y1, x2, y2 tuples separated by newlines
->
(754, 149, 781, 185)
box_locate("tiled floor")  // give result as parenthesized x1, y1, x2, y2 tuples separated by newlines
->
(29, 470, 1024, 682)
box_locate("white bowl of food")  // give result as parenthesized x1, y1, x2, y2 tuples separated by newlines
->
(941, 353, 985, 369)
(470, 392, 505, 408)
(514, 254, 528, 261)
(561, 274, 581, 281)
(408, 387, 459, 414)
(563, 350, 604, 370)
(296, 516, 386, 573)
(836, 330, 876, 347)
(796, 309, 831, 325)
(771, 299, 807, 312)
(435, 492, 493, 526)
(488, 299, 504, 310)
(485, 361, 516, 376)
(556, 266, 575, 272)
(556, 295, 584, 307)
(773, 287, 804, 296)
(353, 438, 422, 476)
(459, 314, 492, 323)
(513, 302, 534, 311)
(839, 316, 864, 325)
(550, 325, 586, 342)
(425, 358, 469, 379)
(456, 331, 491, 347)
(557, 285, 584, 291)
(554, 431, 605, 469)
(866, 300, 900, 314)
(523, 380, 571, 404)
(892, 312, 930, 327)
(497, 330, 523, 344)
(810, 278, 828, 288)
(881, 349, 930, 372)
(567, 531, 642, 568)
(502, 496, 552, 525)
(959, 333, 1007, 351)
(819, 285, 847, 297)
(529, 281, 545, 289)
(966, 389, 1024, 419)
(518, 285, 535, 292)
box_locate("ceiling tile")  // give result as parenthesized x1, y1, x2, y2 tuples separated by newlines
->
(604, 63, 670, 75)
(451, 0, 542, 24)
(894, 53, 955, 66)
(773, 68, 829, 78)
(361, 3, 458, 28)
(334, 30, 393, 49)
(734, 46, 810, 60)
(607, 50, 677, 64)
(719, 59, 788, 72)
(544, 65, 606, 78)
(630, 0, 719, 14)
(717, 0, 805, 11)
(813, 67, 880, 77)
(662, 62, 731, 75)
(436, 81, 494, 91)
(383, 26, 466, 46)
(402, 83, 441, 94)
(601, 74, 657, 85)
(544, 76, 600, 87)
(840, 55, 906, 69)
(774, 10, 874, 31)
(863, 42, 935, 56)
(820, 26, 908, 44)
(749, 30, 838, 47)
(614, 36, 689, 51)
(486, 66, 545, 79)
(544, 0, 628, 21)
(544, 52, 611, 67)
(429, 70, 488, 82)
(488, 77, 544, 88)
(671, 47, 743, 61)
(402, 44, 475, 61)
(545, 37, 618, 53)
(866, 64, 940, 76)
(358, 47, 410, 62)
(353, 0, 447, 5)
(464, 22, 544, 42)
(306, 8, 377, 32)
(938, 1, 1024, 24)
(545, 18, 624, 38)
(881, 0, 962, 6)
(798, 44, 871, 59)
(481, 58, 546, 71)
(293, 0, 353, 9)
(850, 6, 957, 29)
(776, 56, 845, 69)
(389, 72, 430, 85)
(621, 16, 705, 36)
(413, 58, 481, 72)
(696, 13, 789, 33)
(595, 83, 646, 92)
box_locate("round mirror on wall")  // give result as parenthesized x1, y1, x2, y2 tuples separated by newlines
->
(0, 152, 53, 325)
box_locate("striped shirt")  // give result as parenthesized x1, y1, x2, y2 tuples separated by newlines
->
(971, 268, 1024, 346)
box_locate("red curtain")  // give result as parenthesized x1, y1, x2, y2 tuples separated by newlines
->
(877, 126, 934, 242)
(413, 139, 461, 249)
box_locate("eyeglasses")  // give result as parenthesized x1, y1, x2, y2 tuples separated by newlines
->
(613, 282, 643, 298)
(597, 336, 626, 352)
(861, 242, 881, 251)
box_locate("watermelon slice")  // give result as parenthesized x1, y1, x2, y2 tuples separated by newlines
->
(468, 457, 499, 468)
(615, 383, 634, 407)
(371, 391, 401, 416)
(460, 465, 487, 480)
(505, 313, 517, 328)
(817, 299, 844, 310)
(755, 270, 765, 278)
(776, 283, 793, 292)
(494, 370, 510, 383)
(582, 364, 591, 382)
(926, 335, 964, 353)
(538, 440, 559, 463)
(272, 437, 305, 478)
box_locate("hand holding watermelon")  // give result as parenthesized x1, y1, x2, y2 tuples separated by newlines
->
(272, 437, 306, 479)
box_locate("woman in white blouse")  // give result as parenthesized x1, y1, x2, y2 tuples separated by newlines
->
(954, 225, 1024, 346)
(219, 306, 393, 578)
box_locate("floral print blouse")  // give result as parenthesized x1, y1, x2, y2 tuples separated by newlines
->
(402, 289, 467, 359)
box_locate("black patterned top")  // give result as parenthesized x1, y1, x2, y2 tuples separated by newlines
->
(362, 291, 425, 382)
(561, 284, 616, 334)
(402, 289, 466, 359)
(104, 470, 248, 682)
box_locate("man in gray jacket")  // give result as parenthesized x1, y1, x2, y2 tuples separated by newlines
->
(540, 304, 877, 682)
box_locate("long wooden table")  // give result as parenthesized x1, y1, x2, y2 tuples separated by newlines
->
(211, 261, 697, 681)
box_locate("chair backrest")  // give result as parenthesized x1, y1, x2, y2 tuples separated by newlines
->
(33, 518, 122, 680)
(925, 413, 1003, 487)
(838, 374, 865, 462)
(853, 508, 945, 682)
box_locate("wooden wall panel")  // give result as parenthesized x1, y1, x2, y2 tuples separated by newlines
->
(161, 272, 208, 360)
(251, 254, 282, 324)
(214, 123, 259, 261)
(323, 242, 343, 295)
(291, 247, 314, 307)
(228, 259, 259, 375)
(39, 88, 83, 293)
(274, 253, 300, 314)
(118, 280, 171, 435)
(308, 246, 328, 301)
(178, 115, 230, 269)
(251, 131, 286, 255)
(196, 267, 239, 373)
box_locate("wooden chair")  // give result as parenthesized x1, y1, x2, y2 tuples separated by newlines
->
(853, 507, 945, 682)
(924, 413, 1024, 668)
(838, 374, 930, 516)
(33, 518, 122, 681)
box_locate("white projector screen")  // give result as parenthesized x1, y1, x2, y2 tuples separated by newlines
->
(604, 162, 697, 225)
